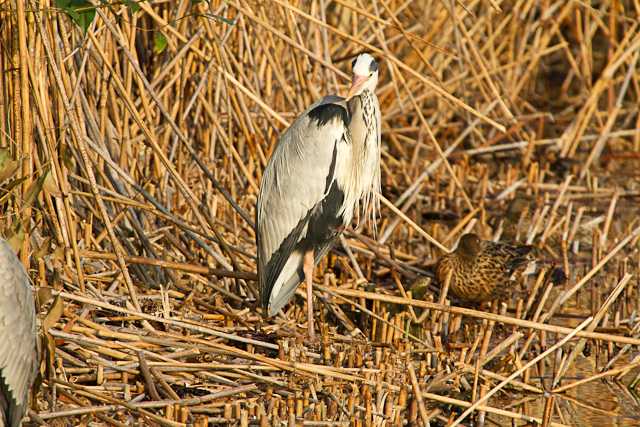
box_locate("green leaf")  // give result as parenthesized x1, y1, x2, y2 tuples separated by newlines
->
(55, 0, 96, 34)
(123, 0, 140, 13)
(154, 32, 168, 54)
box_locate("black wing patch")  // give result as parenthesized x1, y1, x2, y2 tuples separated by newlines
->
(324, 141, 338, 191)
(306, 181, 345, 247)
(308, 103, 349, 128)
(0, 374, 19, 427)
(259, 182, 346, 310)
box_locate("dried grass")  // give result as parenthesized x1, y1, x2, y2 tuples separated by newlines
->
(2, 0, 640, 425)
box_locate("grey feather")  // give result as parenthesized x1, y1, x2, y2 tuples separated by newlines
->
(0, 239, 39, 427)
(257, 74, 381, 316)
(257, 96, 352, 315)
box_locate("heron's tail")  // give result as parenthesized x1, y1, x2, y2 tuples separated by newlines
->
(0, 376, 21, 427)
(0, 381, 10, 427)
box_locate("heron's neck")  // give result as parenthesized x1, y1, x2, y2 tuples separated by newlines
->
(351, 90, 381, 227)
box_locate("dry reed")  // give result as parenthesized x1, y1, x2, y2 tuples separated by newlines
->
(1, 0, 640, 425)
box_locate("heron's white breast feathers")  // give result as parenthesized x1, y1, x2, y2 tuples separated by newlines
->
(333, 134, 358, 223)
(339, 90, 381, 233)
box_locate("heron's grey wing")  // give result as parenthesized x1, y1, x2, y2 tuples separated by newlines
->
(0, 239, 38, 427)
(257, 96, 351, 315)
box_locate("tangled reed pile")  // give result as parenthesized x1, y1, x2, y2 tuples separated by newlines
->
(2, 0, 640, 425)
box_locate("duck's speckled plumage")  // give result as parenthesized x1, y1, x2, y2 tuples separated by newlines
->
(436, 233, 536, 302)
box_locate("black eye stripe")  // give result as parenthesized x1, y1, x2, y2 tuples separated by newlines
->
(351, 58, 357, 68)
(369, 60, 378, 72)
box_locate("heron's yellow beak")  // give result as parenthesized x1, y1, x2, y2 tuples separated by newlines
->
(347, 74, 368, 99)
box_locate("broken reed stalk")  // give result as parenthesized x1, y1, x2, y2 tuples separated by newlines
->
(407, 362, 430, 426)
(378, 193, 449, 253)
(544, 224, 640, 319)
(55, 291, 279, 350)
(552, 273, 633, 387)
(322, 286, 640, 346)
(420, 392, 568, 427)
(552, 359, 640, 394)
(450, 317, 592, 426)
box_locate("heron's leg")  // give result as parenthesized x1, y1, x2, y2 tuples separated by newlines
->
(303, 249, 315, 339)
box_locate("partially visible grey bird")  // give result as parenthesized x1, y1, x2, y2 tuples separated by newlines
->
(0, 239, 39, 427)
(257, 53, 381, 338)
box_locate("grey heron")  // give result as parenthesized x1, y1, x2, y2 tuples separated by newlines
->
(257, 53, 381, 338)
(0, 239, 39, 427)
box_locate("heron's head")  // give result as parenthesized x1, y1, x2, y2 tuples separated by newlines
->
(457, 233, 482, 258)
(347, 53, 379, 99)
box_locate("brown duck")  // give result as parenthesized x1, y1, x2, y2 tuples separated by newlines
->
(436, 233, 536, 302)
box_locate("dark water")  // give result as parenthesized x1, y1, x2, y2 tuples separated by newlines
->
(490, 356, 640, 426)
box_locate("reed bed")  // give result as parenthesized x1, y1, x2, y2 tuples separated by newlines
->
(2, 0, 640, 425)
